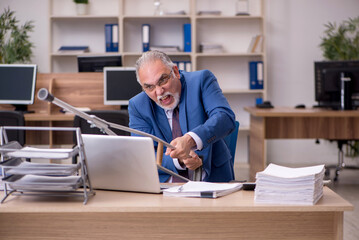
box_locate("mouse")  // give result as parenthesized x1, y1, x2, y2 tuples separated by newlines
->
(256, 101, 274, 109)
(242, 182, 256, 191)
(295, 104, 306, 109)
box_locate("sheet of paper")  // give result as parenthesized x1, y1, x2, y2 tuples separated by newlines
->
(6, 147, 79, 159)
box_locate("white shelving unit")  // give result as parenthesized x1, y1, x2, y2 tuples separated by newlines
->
(49, 0, 266, 162)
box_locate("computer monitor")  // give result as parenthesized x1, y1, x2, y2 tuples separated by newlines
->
(104, 67, 143, 106)
(77, 55, 122, 72)
(314, 60, 359, 110)
(0, 64, 37, 112)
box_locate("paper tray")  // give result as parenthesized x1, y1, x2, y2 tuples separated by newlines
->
(1, 158, 81, 176)
(4, 174, 83, 191)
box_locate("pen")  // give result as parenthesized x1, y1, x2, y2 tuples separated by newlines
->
(177, 185, 184, 192)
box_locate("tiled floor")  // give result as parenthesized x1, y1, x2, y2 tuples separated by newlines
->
(327, 168, 359, 240)
(234, 162, 359, 240)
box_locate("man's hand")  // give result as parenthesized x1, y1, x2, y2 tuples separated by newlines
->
(182, 151, 202, 170)
(165, 134, 196, 160)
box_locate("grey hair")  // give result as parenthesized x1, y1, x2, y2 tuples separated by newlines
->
(135, 50, 175, 84)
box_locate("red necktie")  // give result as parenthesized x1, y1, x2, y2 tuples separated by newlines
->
(172, 107, 189, 181)
(172, 107, 182, 139)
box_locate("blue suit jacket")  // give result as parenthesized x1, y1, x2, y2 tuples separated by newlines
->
(128, 70, 236, 182)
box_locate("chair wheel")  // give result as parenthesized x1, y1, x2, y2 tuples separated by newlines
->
(333, 169, 340, 182)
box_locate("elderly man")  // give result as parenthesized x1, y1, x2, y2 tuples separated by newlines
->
(128, 50, 236, 182)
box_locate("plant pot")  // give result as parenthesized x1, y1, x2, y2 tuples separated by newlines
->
(76, 3, 88, 15)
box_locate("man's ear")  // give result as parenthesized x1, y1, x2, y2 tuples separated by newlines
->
(173, 65, 180, 77)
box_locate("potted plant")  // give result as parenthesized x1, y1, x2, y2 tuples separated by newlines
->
(74, 0, 89, 16)
(0, 7, 34, 64)
(319, 16, 359, 60)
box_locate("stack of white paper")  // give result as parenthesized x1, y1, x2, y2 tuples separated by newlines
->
(150, 45, 181, 52)
(255, 164, 325, 205)
(199, 42, 224, 53)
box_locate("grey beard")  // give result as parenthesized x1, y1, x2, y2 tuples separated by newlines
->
(156, 92, 180, 111)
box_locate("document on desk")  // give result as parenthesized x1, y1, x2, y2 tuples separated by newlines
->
(4, 174, 82, 191)
(163, 181, 242, 198)
(3, 160, 80, 176)
(255, 164, 325, 205)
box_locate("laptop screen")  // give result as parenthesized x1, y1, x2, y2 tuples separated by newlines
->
(82, 134, 161, 193)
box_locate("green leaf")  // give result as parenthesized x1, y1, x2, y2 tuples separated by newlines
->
(0, 7, 34, 63)
(319, 16, 359, 60)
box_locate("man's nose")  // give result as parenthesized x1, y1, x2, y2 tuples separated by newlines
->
(155, 85, 164, 95)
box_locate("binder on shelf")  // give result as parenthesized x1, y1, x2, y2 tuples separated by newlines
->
(105, 24, 119, 52)
(183, 23, 191, 52)
(173, 61, 192, 72)
(249, 61, 264, 90)
(112, 24, 119, 52)
(178, 61, 185, 71)
(142, 24, 150, 52)
(105, 24, 112, 52)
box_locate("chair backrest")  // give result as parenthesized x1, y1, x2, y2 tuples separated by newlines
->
(72, 110, 130, 164)
(224, 121, 239, 165)
(0, 111, 25, 146)
(73, 110, 130, 143)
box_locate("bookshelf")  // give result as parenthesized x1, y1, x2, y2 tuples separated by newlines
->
(49, 0, 266, 162)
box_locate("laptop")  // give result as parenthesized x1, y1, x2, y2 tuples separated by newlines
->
(82, 134, 162, 193)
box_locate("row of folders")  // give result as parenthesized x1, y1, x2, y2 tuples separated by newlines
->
(141, 23, 191, 53)
(104, 23, 191, 53)
(64, 23, 261, 56)
(105, 24, 119, 52)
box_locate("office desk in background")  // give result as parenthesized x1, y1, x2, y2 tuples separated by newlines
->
(1, 72, 121, 147)
(0, 187, 353, 240)
(245, 107, 359, 181)
(24, 113, 75, 146)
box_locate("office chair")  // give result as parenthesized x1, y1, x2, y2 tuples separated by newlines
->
(72, 110, 130, 163)
(324, 140, 359, 181)
(0, 111, 25, 146)
(224, 121, 240, 165)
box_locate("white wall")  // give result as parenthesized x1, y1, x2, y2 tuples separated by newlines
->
(0, 0, 50, 72)
(1, 0, 359, 166)
(266, 0, 359, 166)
